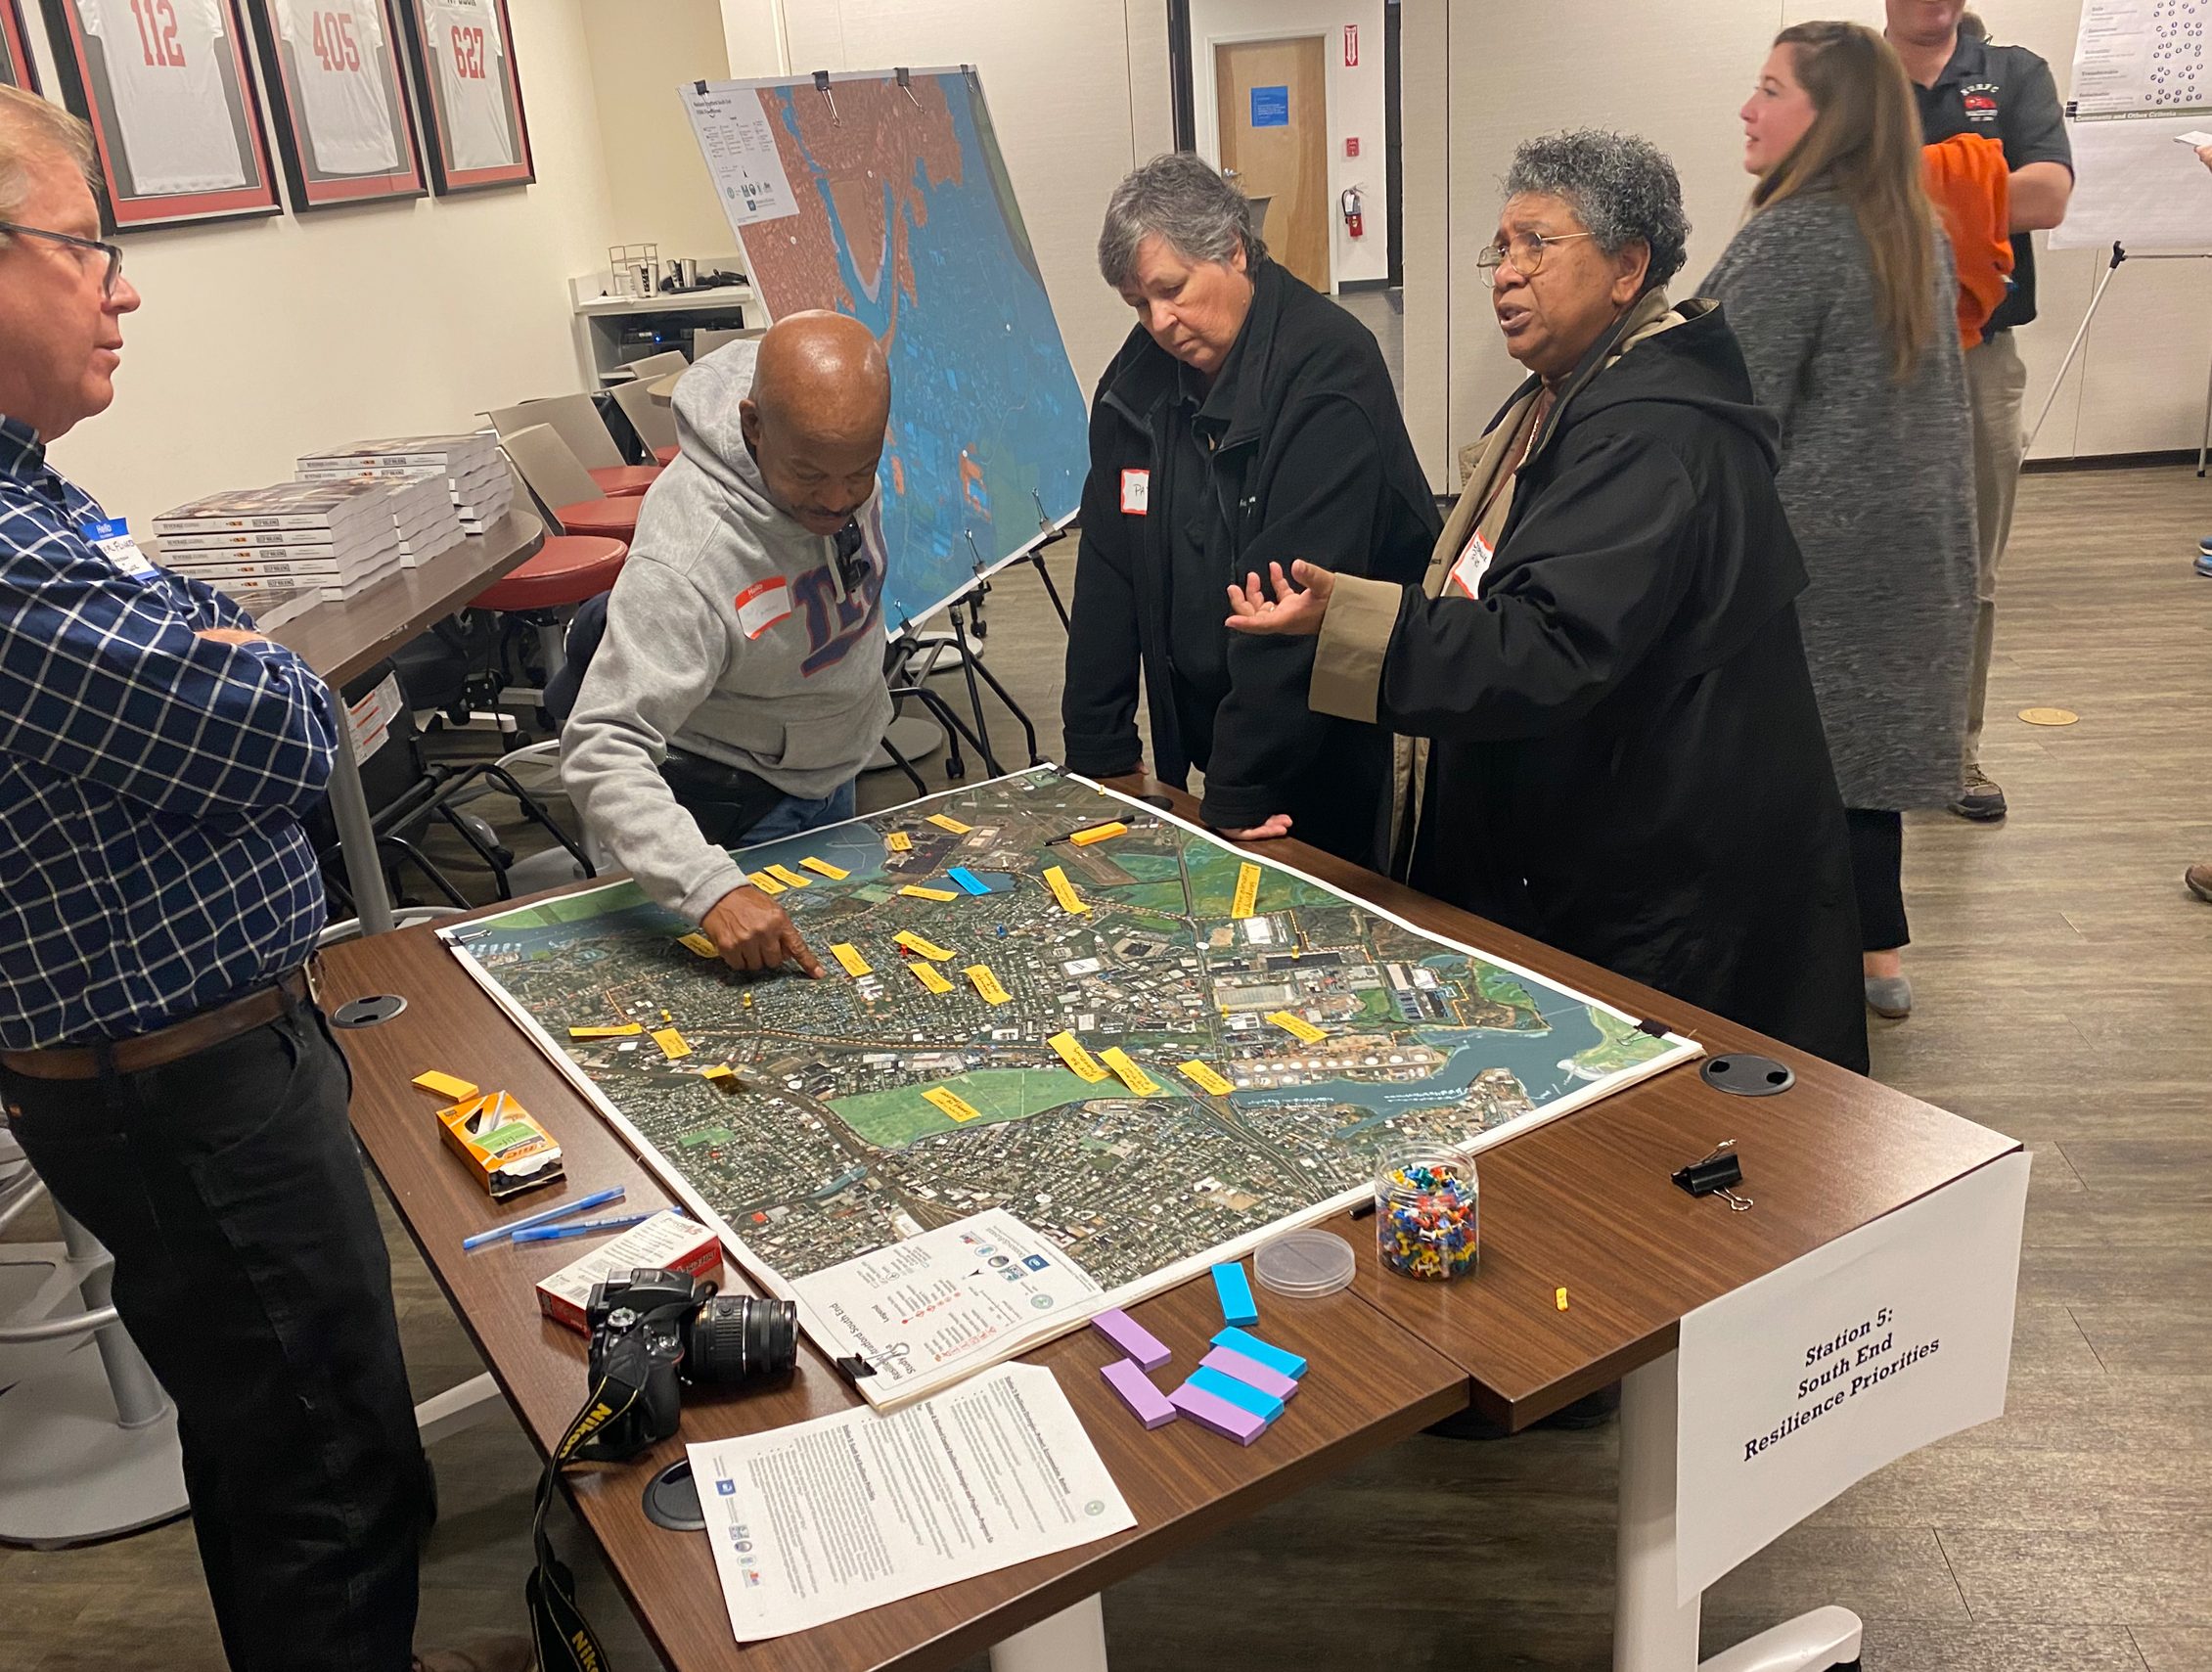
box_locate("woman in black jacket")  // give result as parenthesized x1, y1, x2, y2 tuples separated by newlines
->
(1226, 130, 1868, 1074)
(1061, 153, 1436, 870)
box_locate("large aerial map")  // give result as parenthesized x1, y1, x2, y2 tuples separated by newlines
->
(447, 771, 1698, 1318)
(717, 69, 1090, 630)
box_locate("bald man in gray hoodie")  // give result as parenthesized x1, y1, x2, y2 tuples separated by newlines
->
(562, 313, 893, 974)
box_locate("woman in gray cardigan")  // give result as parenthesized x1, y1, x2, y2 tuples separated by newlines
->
(1703, 20, 1976, 1022)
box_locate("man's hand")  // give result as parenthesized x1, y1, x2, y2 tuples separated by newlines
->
(1218, 814, 1294, 840)
(2196, 142, 2212, 171)
(195, 628, 268, 647)
(702, 883, 824, 977)
(1225, 561, 1333, 637)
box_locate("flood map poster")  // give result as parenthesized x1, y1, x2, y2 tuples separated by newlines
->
(683, 68, 1089, 631)
(445, 770, 1701, 1405)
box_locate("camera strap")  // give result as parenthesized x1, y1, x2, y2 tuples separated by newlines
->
(527, 1376, 643, 1672)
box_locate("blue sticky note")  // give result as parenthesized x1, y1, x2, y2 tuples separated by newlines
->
(947, 867, 991, 895)
(1249, 84, 1289, 127)
(1213, 1326, 1306, 1380)
(1211, 1261, 1259, 1326)
(1188, 1364, 1285, 1423)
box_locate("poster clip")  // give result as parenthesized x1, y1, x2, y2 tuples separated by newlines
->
(812, 69, 840, 125)
(1673, 1140, 1752, 1211)
(896, 67, 921, 108)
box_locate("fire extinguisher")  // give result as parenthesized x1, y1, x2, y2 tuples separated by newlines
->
(1339, 184, 1365, 239)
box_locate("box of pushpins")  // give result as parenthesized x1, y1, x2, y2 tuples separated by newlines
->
(437, 1090, 564, 1200)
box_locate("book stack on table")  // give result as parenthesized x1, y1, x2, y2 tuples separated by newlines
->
(295, 434, 516, 537)
(151, 481, 404, 603)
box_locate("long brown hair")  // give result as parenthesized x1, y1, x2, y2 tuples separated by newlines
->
(1752, 21, 1937, 382)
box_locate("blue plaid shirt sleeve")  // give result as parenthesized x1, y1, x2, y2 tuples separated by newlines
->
(0, 519, 339, 826)
(166, 565, 260, 633)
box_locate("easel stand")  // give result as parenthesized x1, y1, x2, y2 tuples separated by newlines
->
(2025, 241, 2212, 469)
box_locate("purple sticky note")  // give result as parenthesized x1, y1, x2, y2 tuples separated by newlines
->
(1092, 1307, 1172, 1371)
(1102, 1358, 1177, 1428)
(1200, 1344, 1300, 1403)
(1169, 1379, 1271, 1445)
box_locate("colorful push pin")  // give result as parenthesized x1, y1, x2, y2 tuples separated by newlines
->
(1211, 1261, 1259, 1327)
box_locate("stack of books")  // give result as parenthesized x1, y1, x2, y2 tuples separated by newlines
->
(295, 433, 516, 536)
(372, 472, 465, 566)
(151, 481, 404, 603)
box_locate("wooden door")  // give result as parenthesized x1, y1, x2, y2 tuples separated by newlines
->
(1216, 36, 1330, 292)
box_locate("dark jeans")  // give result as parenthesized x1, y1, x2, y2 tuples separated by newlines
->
(1845, 807, 1910, 952)
(3, 996, 431, 1672)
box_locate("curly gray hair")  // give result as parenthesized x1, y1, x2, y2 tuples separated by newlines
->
(1503, 129, 1689, 291)
(1098, 153, 1268, 290)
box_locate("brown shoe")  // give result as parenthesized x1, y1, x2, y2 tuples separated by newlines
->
(412, 1638, 533, 1672)
(2188, 863, 2212, 903)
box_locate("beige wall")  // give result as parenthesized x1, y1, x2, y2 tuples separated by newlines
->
(1406, 0, 2185, 475)
(1189, 0, 1390, 291)
(581, 0, 737, 262)
(28, 0, 618, 522)
(734, 0, 1178, 387)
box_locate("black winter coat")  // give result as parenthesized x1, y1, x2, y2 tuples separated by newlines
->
(1061, 261, 1436, 869)
(1380, 301, 1869, 1073)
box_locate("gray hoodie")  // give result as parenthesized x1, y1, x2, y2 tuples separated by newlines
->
(560, 340, 893, 923)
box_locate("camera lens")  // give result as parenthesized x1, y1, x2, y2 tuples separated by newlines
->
(683, 1295, 799, 1384)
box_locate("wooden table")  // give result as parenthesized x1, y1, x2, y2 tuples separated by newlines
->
(268, 512, 547, 935)
(319, 777, 2015, 1672)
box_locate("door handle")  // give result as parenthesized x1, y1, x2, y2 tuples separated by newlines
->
(1222, 167, 1241, 179)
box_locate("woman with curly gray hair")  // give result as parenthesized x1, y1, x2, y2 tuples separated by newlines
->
(1225, 129, 1868, 1073)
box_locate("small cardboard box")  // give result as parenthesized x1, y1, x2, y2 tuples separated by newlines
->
(437, 1091, 564, 1200)
(535, 1211, 726, 1333)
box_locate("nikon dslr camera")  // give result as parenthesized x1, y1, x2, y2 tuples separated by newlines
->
(575, 1267, 799, 1461)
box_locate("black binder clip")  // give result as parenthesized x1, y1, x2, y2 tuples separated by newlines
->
(895, 66, 921, 108)
(812, 68, 840, 124)
(832, 1354, 878, 1384)
(1673, 1139, 1752, 1212)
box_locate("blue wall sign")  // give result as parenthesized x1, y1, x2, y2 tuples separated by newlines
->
(1249, 84, 1289, 127)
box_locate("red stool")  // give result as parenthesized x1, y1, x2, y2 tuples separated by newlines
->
(473, 534, 628, 691)
(552, 495, 643, 541)
(653, 444, 679, 466)
(588, 464, 662, 499)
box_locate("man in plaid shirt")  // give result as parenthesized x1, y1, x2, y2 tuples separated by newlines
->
(0, 91, 518, 1672)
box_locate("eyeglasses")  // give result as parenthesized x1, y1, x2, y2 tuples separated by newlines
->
(0, 221, 124, 297)
(1476, 230, 1596, 287)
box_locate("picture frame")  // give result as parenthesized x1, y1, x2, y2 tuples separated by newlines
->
(0, 0, 39, 90)
(247, 0, 424, 210)
(38, 0, 280, 231)
(392, 0, 527, 196)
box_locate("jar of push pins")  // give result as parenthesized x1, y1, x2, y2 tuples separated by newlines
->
(1374, 1149, 1478, 1281)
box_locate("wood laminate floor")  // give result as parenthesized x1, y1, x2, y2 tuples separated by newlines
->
(3, 465, 2206, 1670)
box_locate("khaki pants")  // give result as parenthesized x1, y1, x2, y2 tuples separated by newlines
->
(1963, 329, 2027, 773)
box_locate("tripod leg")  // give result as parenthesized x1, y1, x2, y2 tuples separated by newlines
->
(1029, 550, 1072, 629)
(960, 641, 1042, 766)
(944, 610, 1003, 776)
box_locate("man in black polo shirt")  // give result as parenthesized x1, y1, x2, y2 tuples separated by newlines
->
(1887, 1, 2072, 823)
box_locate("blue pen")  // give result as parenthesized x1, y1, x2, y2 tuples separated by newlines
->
(461, 1187, 627, 1250)
(512, 1208, 676, 1243)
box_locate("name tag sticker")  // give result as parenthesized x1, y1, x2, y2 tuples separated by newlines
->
(1120, 469, 1151, 516)
(734, 575, 792, 639)
(81, 517, 156, 578)
(1446, 529, 1493, 599)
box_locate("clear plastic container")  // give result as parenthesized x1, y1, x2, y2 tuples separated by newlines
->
(1374, 1148, 1478, 1281)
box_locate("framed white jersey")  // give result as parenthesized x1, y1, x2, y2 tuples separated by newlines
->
(251, 0, 424, 207)
(396, 0, 527, 193)
(43, 0, 280, 228)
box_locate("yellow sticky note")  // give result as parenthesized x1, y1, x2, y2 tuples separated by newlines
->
(900, 884, 959, 902)
(1266, 1010, 1326, 1045)
(963, 964, 1012, 1005)
(678, 931, 719, 958)
(1097, 1047, 1161, 1097)
(746, 870, 787, 896)
(1232, 861, 1262, 920)
(886, 831, 914, 852)
(1048, 1031, 1109, 1083)
(764, 864, 812, 889)
(926, 812, 972, 834)
(1556, 1287, 1569, 1312)
(1043, 865, 1089, 915)
(702, 1063, 737, 1082)
(413, 1069, 477, 1101)
(1177, 1060, 1235, 1097)
(567, 1023, 644, 1039)
(923, 1085, 983, 1123)
(894, 930, 955, 962)
(800, 856, 849, 880)
(652, 1027, 692, 1060)
(911, 961, 953, 994)
(1069, 820, 1126, 846)
(829, 942, 873, 977)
